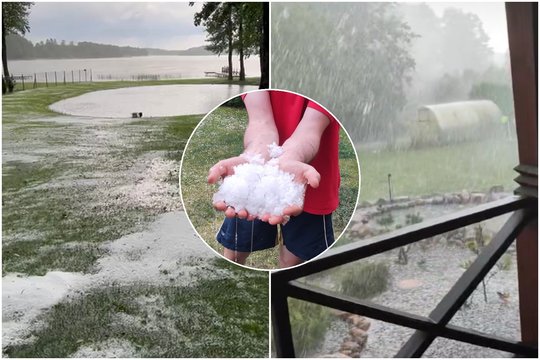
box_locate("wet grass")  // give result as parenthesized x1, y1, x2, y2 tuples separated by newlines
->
(2, 104, 201, 276)
(128, 115, 202, 162)
(2, 77, 259, 123)
(358, 138, 518, 202)
(180, 107, 360, 269)
(4, 270, 268, 358)
(2, 79, 269, 358)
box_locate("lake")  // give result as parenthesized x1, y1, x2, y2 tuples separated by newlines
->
(8, 55, 261, 82)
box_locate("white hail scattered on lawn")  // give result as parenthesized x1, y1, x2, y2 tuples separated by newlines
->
(2, 211, 221, 350)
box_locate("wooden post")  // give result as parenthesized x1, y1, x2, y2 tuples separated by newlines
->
(78, 70, 81, 83)
(506, 2, 538, 346)
(54, 71, 57, 86)
(63, 70, 66, 85)
(21, 74, 25, 90)
(33, 73, 37, 88)
(71, 70, 74, 83)
(90, 69, 92, 82)
(45, 72, 48, 87)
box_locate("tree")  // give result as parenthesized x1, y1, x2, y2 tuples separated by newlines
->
(193, 2, 235, 80)
(272, 3, 415, 141)
(192, 2, 268, 88)
(233, 3, 264, 82)
(2, 2, 33, 93)
(440, 8, 492, 74)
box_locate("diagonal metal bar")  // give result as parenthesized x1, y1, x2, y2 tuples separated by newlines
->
(287, 280, 435, 331)
(273, 196, 533, 283)
(287, 281, 537, 356)
(396, 208, 535, 357)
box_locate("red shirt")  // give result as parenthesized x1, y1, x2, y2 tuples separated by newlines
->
(243, 90, 340, 215)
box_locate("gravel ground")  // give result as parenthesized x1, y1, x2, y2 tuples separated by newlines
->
(314, 212, 520, 358)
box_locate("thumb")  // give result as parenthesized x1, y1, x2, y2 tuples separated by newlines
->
(302, 165, 321, 188)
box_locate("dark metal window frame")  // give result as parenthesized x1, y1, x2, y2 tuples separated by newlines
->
(271, 3, 538, 358)
(272, 196, 537, 357)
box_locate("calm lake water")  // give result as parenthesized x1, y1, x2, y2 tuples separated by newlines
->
(8, 55, 261, 81)
(49, 84, 257, 118)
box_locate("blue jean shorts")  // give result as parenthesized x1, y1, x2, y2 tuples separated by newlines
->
(216, 212, 335, 261)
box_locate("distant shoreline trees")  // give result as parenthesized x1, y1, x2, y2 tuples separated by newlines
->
(4, 34, 213, 60)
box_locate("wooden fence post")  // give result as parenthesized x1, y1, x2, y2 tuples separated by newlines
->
(63, 71, 66, 85)
(45, 72, 48, 87)
(54, 71, 57, 86)
(33, 73, 37, 88)
(71, 70, 74, 83)
(21, 74, 25, 90)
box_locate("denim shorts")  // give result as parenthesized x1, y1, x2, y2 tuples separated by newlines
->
(216, 212, 335, 261)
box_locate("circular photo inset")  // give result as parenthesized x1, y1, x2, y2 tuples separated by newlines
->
(180, 89, 360, 270)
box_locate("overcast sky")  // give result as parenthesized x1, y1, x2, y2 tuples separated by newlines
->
(26, 2, 205, 50)
(25, 2, 508, 53)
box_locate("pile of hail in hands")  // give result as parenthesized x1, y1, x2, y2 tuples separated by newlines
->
(212, 143, 305, 218)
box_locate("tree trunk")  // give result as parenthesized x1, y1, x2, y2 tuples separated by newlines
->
(259, 2, 269, 89)
(239, 13, 245, 81)
(227, 8, 233, 81)
(2, 26, 10, 94)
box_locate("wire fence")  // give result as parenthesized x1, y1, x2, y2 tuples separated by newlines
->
(3, 69, 93, 90)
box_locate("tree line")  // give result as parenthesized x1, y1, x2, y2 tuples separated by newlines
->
(192, 2, 268, 88)
(4, 34, 212, 60)
(272, 3, 504, 141)
(6, 35, 147, 59)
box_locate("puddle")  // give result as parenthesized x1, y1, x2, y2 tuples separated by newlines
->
(49, 84, 257, 118)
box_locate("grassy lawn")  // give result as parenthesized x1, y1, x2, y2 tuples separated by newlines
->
(3, 77, 259, 123)
(4, 259, 268, 358)
(180, 106, 360, 269)
(2, 115, 200, 276)
(3, 79, 269, 357)
(358, 138, 519, 202)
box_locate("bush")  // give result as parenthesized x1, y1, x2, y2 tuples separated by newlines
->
(222, 96, 245, 108)
(339, 261, 390, 299)
(288, 299, 332, 357)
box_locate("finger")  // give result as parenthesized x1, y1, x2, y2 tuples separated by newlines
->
(260, 213, 271, 222)
(247, 214, 256, 221)
(283, 205, 303, 217)
(237, 209, 248, 219)
(303, 166, 321, 188)
(225, 207, 237, 218)
(268, 215, 283, 225)
(213, 201, 228, 212)
(207, 162, 227, 184)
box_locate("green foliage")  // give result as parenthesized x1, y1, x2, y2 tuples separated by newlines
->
(470, 81, 514, 117)
(339, 262, 390, 299)
(222, 95, 245, 108)
(2, 2, 33, 36)
(288, 299, 331, 357)
(272, 3, 416, 141)
(405, 212, 423, 225)
(376, 212, 394, 227)
(497, 253, 513, 271)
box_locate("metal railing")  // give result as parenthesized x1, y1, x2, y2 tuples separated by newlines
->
(271, 195, 538, 357)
